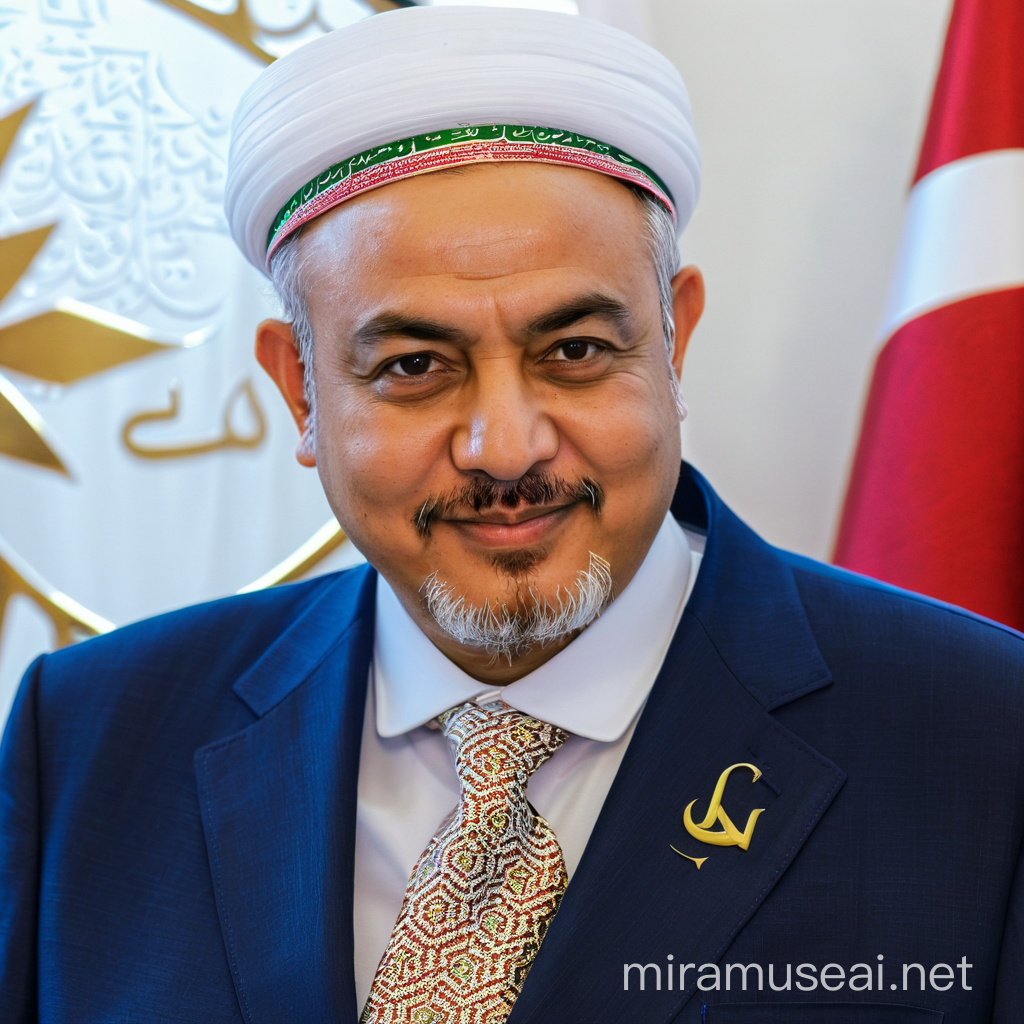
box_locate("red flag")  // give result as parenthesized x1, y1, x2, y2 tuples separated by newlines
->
(834, 0, 1024, 629)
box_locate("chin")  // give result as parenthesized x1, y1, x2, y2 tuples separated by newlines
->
(420, 550, 614, 659)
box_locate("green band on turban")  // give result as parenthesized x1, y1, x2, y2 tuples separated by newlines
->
(266, 123, 674, 259)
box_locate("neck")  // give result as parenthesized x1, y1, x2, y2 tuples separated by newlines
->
(420, 624, 580, 685)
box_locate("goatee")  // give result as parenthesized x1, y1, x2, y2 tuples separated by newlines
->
(420, 552, 613, 661)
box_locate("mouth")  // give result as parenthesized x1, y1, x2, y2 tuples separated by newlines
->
(442, 501, 580, 547)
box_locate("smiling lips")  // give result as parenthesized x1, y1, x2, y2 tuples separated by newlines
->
(445, 501, 579, 548)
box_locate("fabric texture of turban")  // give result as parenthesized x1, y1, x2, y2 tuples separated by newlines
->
(225, 5, 701, 272)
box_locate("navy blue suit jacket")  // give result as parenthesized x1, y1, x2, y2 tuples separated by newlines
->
(2, 464, 1024, 1024)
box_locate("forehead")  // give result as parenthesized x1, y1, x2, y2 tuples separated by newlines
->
(297, 163, 654, 298)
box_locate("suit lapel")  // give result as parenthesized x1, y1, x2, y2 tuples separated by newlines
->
(195, 566, 376, 1024)
(507, 466, 847, 1024)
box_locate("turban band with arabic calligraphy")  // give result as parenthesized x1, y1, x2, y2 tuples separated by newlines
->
(224, 5, 702, 272)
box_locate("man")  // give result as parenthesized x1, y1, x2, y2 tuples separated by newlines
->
(1, 6, 1023, 1023)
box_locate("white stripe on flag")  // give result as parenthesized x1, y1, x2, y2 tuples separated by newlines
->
(881, 148, 1024, 339)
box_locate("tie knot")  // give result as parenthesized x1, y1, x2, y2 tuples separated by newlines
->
(439, 700, 567, 791)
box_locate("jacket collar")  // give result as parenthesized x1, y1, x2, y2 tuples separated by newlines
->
(197, 564, 376, 1024)
(231, 562, 376, 717)
(673, 462, 833, 710)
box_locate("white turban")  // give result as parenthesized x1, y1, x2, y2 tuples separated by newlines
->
(225, 5, 701, 272)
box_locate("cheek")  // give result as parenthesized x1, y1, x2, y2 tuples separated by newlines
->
(313, 392, 453, 534)
(557, 375, 679, 484)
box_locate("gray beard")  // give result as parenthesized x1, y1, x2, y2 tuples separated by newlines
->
(420, 552, 613, 662)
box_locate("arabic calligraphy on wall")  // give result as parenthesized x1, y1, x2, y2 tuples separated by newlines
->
(122, 378, 266, 460)
(0, 0, 365, 661)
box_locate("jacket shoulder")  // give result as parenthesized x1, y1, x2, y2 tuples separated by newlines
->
(31, 564, 374, 716)
(779, 548, 1024, 674)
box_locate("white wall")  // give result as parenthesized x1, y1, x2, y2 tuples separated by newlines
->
(658, 0, 952, 558)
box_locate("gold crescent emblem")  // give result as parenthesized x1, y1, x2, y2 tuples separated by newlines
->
(683, 762, 765, 850)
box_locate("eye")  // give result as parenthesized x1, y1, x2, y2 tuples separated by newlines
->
(550, 340, 600, 362)
(390, 353, 439, 377)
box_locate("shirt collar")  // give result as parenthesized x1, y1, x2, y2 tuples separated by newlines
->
(373, 511, 699, 743)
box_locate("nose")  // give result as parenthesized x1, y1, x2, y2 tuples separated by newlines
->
(450, 356, 559, 481)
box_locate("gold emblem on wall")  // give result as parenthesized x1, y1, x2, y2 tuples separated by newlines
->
(0, 20, 348, 660)
(0, 104, 181, 477)
(149, 0, 411, 64)
(0, 99, 202, 645)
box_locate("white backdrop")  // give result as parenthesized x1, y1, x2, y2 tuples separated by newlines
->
(0, 0, 954, 726)
(664, 0, 953, 556)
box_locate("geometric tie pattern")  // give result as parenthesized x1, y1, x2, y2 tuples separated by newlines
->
(361, 700, 569, 1024)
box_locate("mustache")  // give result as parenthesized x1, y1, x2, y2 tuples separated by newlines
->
(413, 473, 604, 538)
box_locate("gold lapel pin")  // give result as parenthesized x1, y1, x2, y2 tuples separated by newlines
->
(681, 762, 766, 852)
(670, 847, 708, 869)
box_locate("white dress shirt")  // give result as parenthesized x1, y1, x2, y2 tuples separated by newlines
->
(352, 512, 704, 1005)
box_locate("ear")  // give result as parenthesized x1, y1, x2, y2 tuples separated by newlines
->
(669, 265, 705, 379)
(255, 318, 316, 467)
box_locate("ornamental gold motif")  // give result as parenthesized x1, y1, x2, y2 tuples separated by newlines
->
(0, 0, 405, 679)
(683, 763, 766, 850)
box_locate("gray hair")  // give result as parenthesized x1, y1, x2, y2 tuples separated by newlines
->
(421, 551, 613, 661)
(267, 186, 684, 436)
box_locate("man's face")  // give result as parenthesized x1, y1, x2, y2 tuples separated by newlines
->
(259, 162, 703, 681)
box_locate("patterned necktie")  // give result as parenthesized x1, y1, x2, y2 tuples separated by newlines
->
(362, 700, 569, 1024)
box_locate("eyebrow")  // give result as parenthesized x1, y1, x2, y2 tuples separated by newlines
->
(352, 313, 467, 347)
(524, 293, 633, 337)
(351, 292, 634, 348)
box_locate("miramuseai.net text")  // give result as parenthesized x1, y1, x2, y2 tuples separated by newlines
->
(622, 957, 974, 993)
